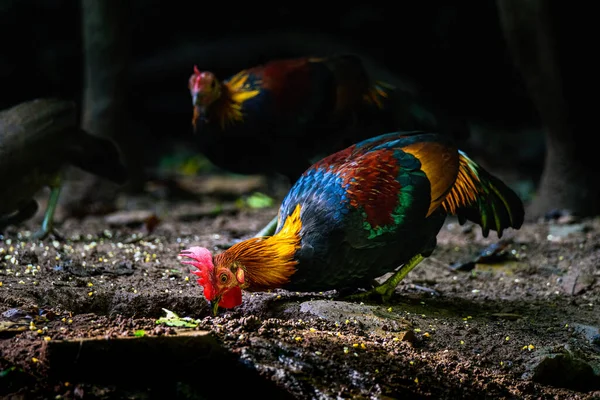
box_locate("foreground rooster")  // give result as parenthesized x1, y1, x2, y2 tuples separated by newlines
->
(180, 131, 524, 314)
(189, 54, 396, 236)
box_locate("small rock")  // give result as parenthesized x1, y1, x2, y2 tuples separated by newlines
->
(0, 321, 27, 338)
(173, 203, 238, 221)
(73, 385, 85, 399)
(104, 210, 156, 227)
(560, 269, 596, 296)
(178, 175, 267, 196)
(467, 327, 479, 334)
(19, 250, 38, 265)
(547, 223, 586, 241)
(1, 308, 29, 320)
(109, 261, 136, 276)
(558, 214, 580, 224)
(397, 330, 416, 343)
(523, 347, 600, 391)
(544, 209, 576, 222)
(489, 313, 522, 321)
(298, 300, 411, 334)
(153, 326, 166, 336)
(571, 323, 600, 346)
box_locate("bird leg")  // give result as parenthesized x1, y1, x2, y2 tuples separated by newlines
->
(254, 214, 279, 237)
(31, 174, 64, 240)
(345, 254, 426, 304)
(0, 200, 39, 232)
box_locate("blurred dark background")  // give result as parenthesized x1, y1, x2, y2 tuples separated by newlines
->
(4, 0, 589, 221)
(0, 0, 543, 172)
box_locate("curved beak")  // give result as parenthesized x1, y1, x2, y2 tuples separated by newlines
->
(192, 93, 198, 106)
(209, 296, 221, 316)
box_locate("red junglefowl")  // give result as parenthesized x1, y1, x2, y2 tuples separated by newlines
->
(188, 54, 396, 237)
(179, 131, 525, 315)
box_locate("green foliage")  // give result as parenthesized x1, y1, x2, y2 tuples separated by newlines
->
(237, 192, 274, 209)
(159, 152, 215, 176)
(0, 366, 16, 378)
(155, 308, 200, 328)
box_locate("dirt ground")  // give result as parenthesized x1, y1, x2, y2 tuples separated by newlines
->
(1, 173, 600, 400)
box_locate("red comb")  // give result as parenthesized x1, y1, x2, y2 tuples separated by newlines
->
(193, 65, 201, 75)
(179, 247, 217, 300)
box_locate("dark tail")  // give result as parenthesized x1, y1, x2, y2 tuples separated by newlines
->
(66, 128, 128, 184)
(363, 80, 395, 110)
(441, 150, 525, 238)
(321, 54, 395, 110)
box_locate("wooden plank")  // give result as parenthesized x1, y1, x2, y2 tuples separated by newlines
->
(43, 330, 228, 384)
(42, 329, 295, 398)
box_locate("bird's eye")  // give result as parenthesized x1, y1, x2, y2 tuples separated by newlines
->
(210, 80, 216, 88)
(219, 273, 228, 283)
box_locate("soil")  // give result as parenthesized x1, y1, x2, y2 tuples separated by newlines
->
(1, 173, 600, 400)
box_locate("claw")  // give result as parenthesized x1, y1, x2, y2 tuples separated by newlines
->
(345, 283, 396, 304)
(31, 227, 63, 241)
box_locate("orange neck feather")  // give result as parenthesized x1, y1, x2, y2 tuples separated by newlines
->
(214, 204, 303, 291)
(211, 71, 260, 130)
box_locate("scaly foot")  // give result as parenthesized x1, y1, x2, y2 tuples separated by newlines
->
(343, 254, 426, 304)
(31, 175, 63, 241)
(31, 227, 63, 241)
(345, 282, 397, 304)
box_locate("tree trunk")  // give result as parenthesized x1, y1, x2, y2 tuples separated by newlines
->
(80, 0, 144, 193)
(497, 0, 598, 220)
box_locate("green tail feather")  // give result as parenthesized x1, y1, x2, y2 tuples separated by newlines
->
(454, 150, 525, 238)
(373, 80, 396, 93)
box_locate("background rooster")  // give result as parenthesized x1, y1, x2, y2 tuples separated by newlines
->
(0, 98, 127, 239)
(180, 131, 525, 315)
(188, 54, 428, 237)
(189, 54, 396, 180)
